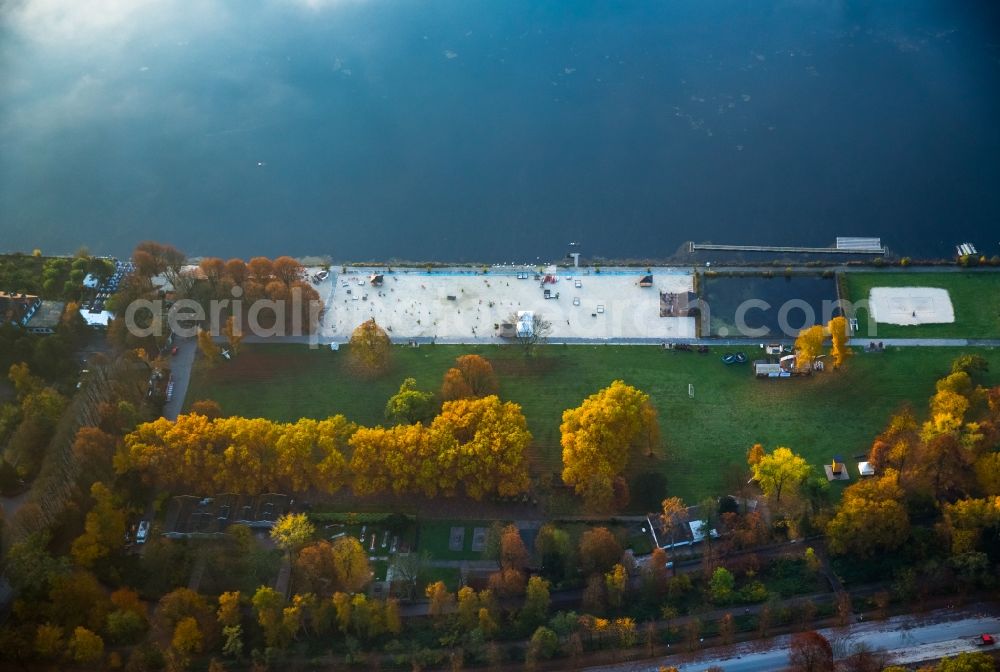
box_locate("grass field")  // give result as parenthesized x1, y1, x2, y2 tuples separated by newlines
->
(184, 343, 1000, 504)
(842, 271, 1000, 339)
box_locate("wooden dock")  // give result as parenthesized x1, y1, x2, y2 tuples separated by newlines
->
(688, 240, 887, 255)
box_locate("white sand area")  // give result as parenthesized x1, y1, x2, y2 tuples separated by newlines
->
(318, 268, 696, 341)
(868, 286, 955, 326)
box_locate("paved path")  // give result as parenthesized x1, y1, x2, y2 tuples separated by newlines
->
(162, 337, 196, 420)
(226, 334, 1000, 348)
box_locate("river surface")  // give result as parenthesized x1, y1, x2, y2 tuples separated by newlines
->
(2, 0, 999, 261)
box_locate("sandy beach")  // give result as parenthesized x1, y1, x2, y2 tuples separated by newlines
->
(313, 267, 696, 342)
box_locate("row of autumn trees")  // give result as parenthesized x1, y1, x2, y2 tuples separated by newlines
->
(109, 242, 322, 351)
(116, 396, 532, 500)
(794, 316, 851, 370)
(118, 348, 661, 508)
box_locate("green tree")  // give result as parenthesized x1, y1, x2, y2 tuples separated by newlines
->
(222, 625, 244, 658)
(4, 531, 68, 600)
(520, 576, 551, 629)
(384, 378, 435, 424)
(709, 567, 735, 604)
(251, 586, 286, 648)
(605, 564, 627, 610)
(527, 626, 559, 661)
(936, 652, 996, 672)
(105, 610, 146, 644)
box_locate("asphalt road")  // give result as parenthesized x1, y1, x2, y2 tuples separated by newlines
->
(585, 605, 999, 672)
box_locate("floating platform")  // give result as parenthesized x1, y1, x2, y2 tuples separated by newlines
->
(689, 237, 886, 255)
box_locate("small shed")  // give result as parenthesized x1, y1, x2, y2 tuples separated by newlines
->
(639, 274, 654, 287)
(825, 455, 851, 481)
(369, 274, 384, 286)
(831, 455, 845, 475)
(858, 461, 875, 477)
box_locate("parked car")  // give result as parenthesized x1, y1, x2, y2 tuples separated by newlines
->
(136, 520, 150, 544)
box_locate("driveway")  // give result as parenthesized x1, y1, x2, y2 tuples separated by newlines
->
(162, 337, 196, 420)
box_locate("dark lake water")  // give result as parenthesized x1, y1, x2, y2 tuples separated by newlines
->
(2, 1, 999, 262)
(702, 273, 838, 338)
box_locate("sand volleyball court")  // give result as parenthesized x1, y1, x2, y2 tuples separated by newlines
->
(868, 286, 955, 326)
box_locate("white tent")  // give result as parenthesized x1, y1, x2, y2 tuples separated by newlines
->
(516, 310, 534, 337)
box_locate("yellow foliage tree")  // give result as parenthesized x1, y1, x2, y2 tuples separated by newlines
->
(425, 581, 454, 618)
(197, 328, 218, 366)
(561, 381, 659, 511)
(223, 316, 244, 356)
(68, 627, 104, 666)
(751, 446, 811, 504)
(217, 591, 242, 628)
(828, 316, 851, 368)
(172, 616, 203, 656)
(604, 564, 627, 609)
(794, 325, 825, 371)
(350, 395, 531, 499)
(826, 469, 910, 557)
(431, 395, 532, 498)
(117, 413, 354, 494)
(71, 482, 126, 568)
(271, 513, 315, 553)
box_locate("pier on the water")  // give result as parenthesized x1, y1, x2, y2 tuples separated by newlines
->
(688, 237, 886, 255)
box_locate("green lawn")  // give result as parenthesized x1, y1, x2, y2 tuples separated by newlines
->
(842, 271, 1000, 339)
(185, 343, 1000, 504)
(418, 520, 490, 561)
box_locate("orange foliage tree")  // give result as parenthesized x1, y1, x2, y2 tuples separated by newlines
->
(117, 414, 355, 494)
(441, 354, 499, 401)
(348, 319, 392, 378)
